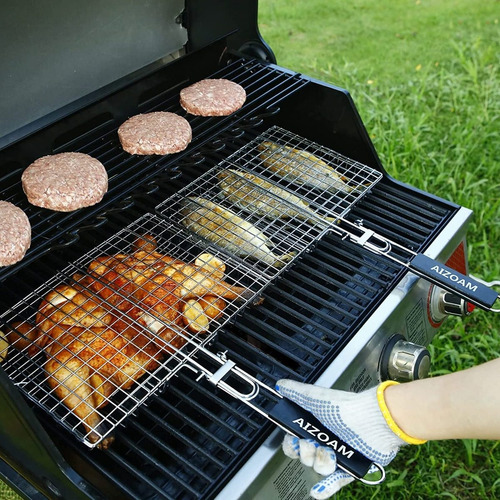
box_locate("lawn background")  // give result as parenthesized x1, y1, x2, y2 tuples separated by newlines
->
(1, 1, 499, 499)
(258, 0, 500, 499)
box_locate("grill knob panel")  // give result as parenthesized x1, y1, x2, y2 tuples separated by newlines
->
(381, 335, 430, 382)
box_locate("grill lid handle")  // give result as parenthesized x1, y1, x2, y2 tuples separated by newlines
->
(268, 398, 386, 485)
(410, 254, 499, 311)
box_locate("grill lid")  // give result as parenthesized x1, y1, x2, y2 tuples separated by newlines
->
(0, 0, 187, 149)
(0, 0, 275, 151)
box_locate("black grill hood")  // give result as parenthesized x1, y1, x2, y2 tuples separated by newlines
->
(0, 0, 274, 151)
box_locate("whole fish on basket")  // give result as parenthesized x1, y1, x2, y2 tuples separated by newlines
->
(257, 141, 354, 194)
(180, 196, 296, 268)
(218, 169, 336, 225)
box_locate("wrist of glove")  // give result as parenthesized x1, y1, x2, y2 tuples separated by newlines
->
(276, 379, 426, 499)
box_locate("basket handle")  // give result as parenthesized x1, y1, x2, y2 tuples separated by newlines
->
(410, 254, 499, 311)
(268, 398, 385, 485)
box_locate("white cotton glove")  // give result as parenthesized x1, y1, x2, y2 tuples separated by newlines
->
(282, 434, 357, 497)
(275, 379, 420, 499)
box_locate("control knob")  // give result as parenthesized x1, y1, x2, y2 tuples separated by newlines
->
(381, 335, 430, 382)
(429, 286, 475, 324)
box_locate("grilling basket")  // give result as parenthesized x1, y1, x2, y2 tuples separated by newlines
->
(1, 126, 498, 486)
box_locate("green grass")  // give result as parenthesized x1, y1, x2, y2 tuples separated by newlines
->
(259, 1, 500, 498)
(258, 0, 499, 87)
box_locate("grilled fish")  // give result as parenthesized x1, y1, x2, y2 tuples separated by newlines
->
(257, 141, 353, 194)
(180, 197, 295, 268)
(218, 169, 336, 224)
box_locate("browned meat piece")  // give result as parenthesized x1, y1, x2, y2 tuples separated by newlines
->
(7, 247, 252, 449)
(180, 79, 246, 116)
(117, 112, 192, 155)
(87, 250, 253, 303)
(33, 282, 165, 448)
(0, 201, 31, 267)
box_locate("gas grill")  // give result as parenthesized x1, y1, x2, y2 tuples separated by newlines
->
(1, 1, 498, 499)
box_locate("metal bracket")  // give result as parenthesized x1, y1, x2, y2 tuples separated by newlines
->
(207, 359, 237, 386)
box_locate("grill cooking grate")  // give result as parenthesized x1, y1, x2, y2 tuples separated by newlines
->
(156, 126, 382, 278)
(0, 126, 381, 449)
(11, 179, 453, 500)
(222, 126, 382, 216)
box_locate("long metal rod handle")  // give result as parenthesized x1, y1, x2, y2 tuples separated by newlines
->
(469, 277, 500, 312)
(470, 276, 500, 288)
(213, 382, 386, 485)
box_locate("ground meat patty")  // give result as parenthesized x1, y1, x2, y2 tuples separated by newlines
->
(180, 79, 246, 116)
(22, 152, 108, 212)
(0, 201, 31, 266)
(118, 112, 192, 155)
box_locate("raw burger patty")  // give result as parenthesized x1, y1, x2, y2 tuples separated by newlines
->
(180, 79, 246, 116)
(118, 112, 192, 155)
(0, 201, 31, 266)
(22, 152, 108, 212)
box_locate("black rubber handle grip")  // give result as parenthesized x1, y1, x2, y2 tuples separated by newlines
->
(269, 398, 373, 479)
(411, 254, 498, 309)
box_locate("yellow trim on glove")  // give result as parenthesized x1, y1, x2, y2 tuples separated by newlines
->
(377, 380, 427, 445)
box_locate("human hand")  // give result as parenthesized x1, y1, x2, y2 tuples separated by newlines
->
(275, 380, 424, 499)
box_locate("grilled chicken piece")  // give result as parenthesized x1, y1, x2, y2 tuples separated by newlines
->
(7, 248, 251, 449)
(180, 197, 296, 268)
(5, 320, 42, 356)
(257, 141, 353, 194)
(182, 295, 227, 333)
(87, 250, 253, 303)
(34, 281, 168, 448)
(131, 233, 158, 253)
(82, 256, 183, 337)
(218, 169, 337, 224)
(182, 299, 210, 333)
(194, 253, 226, 280)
